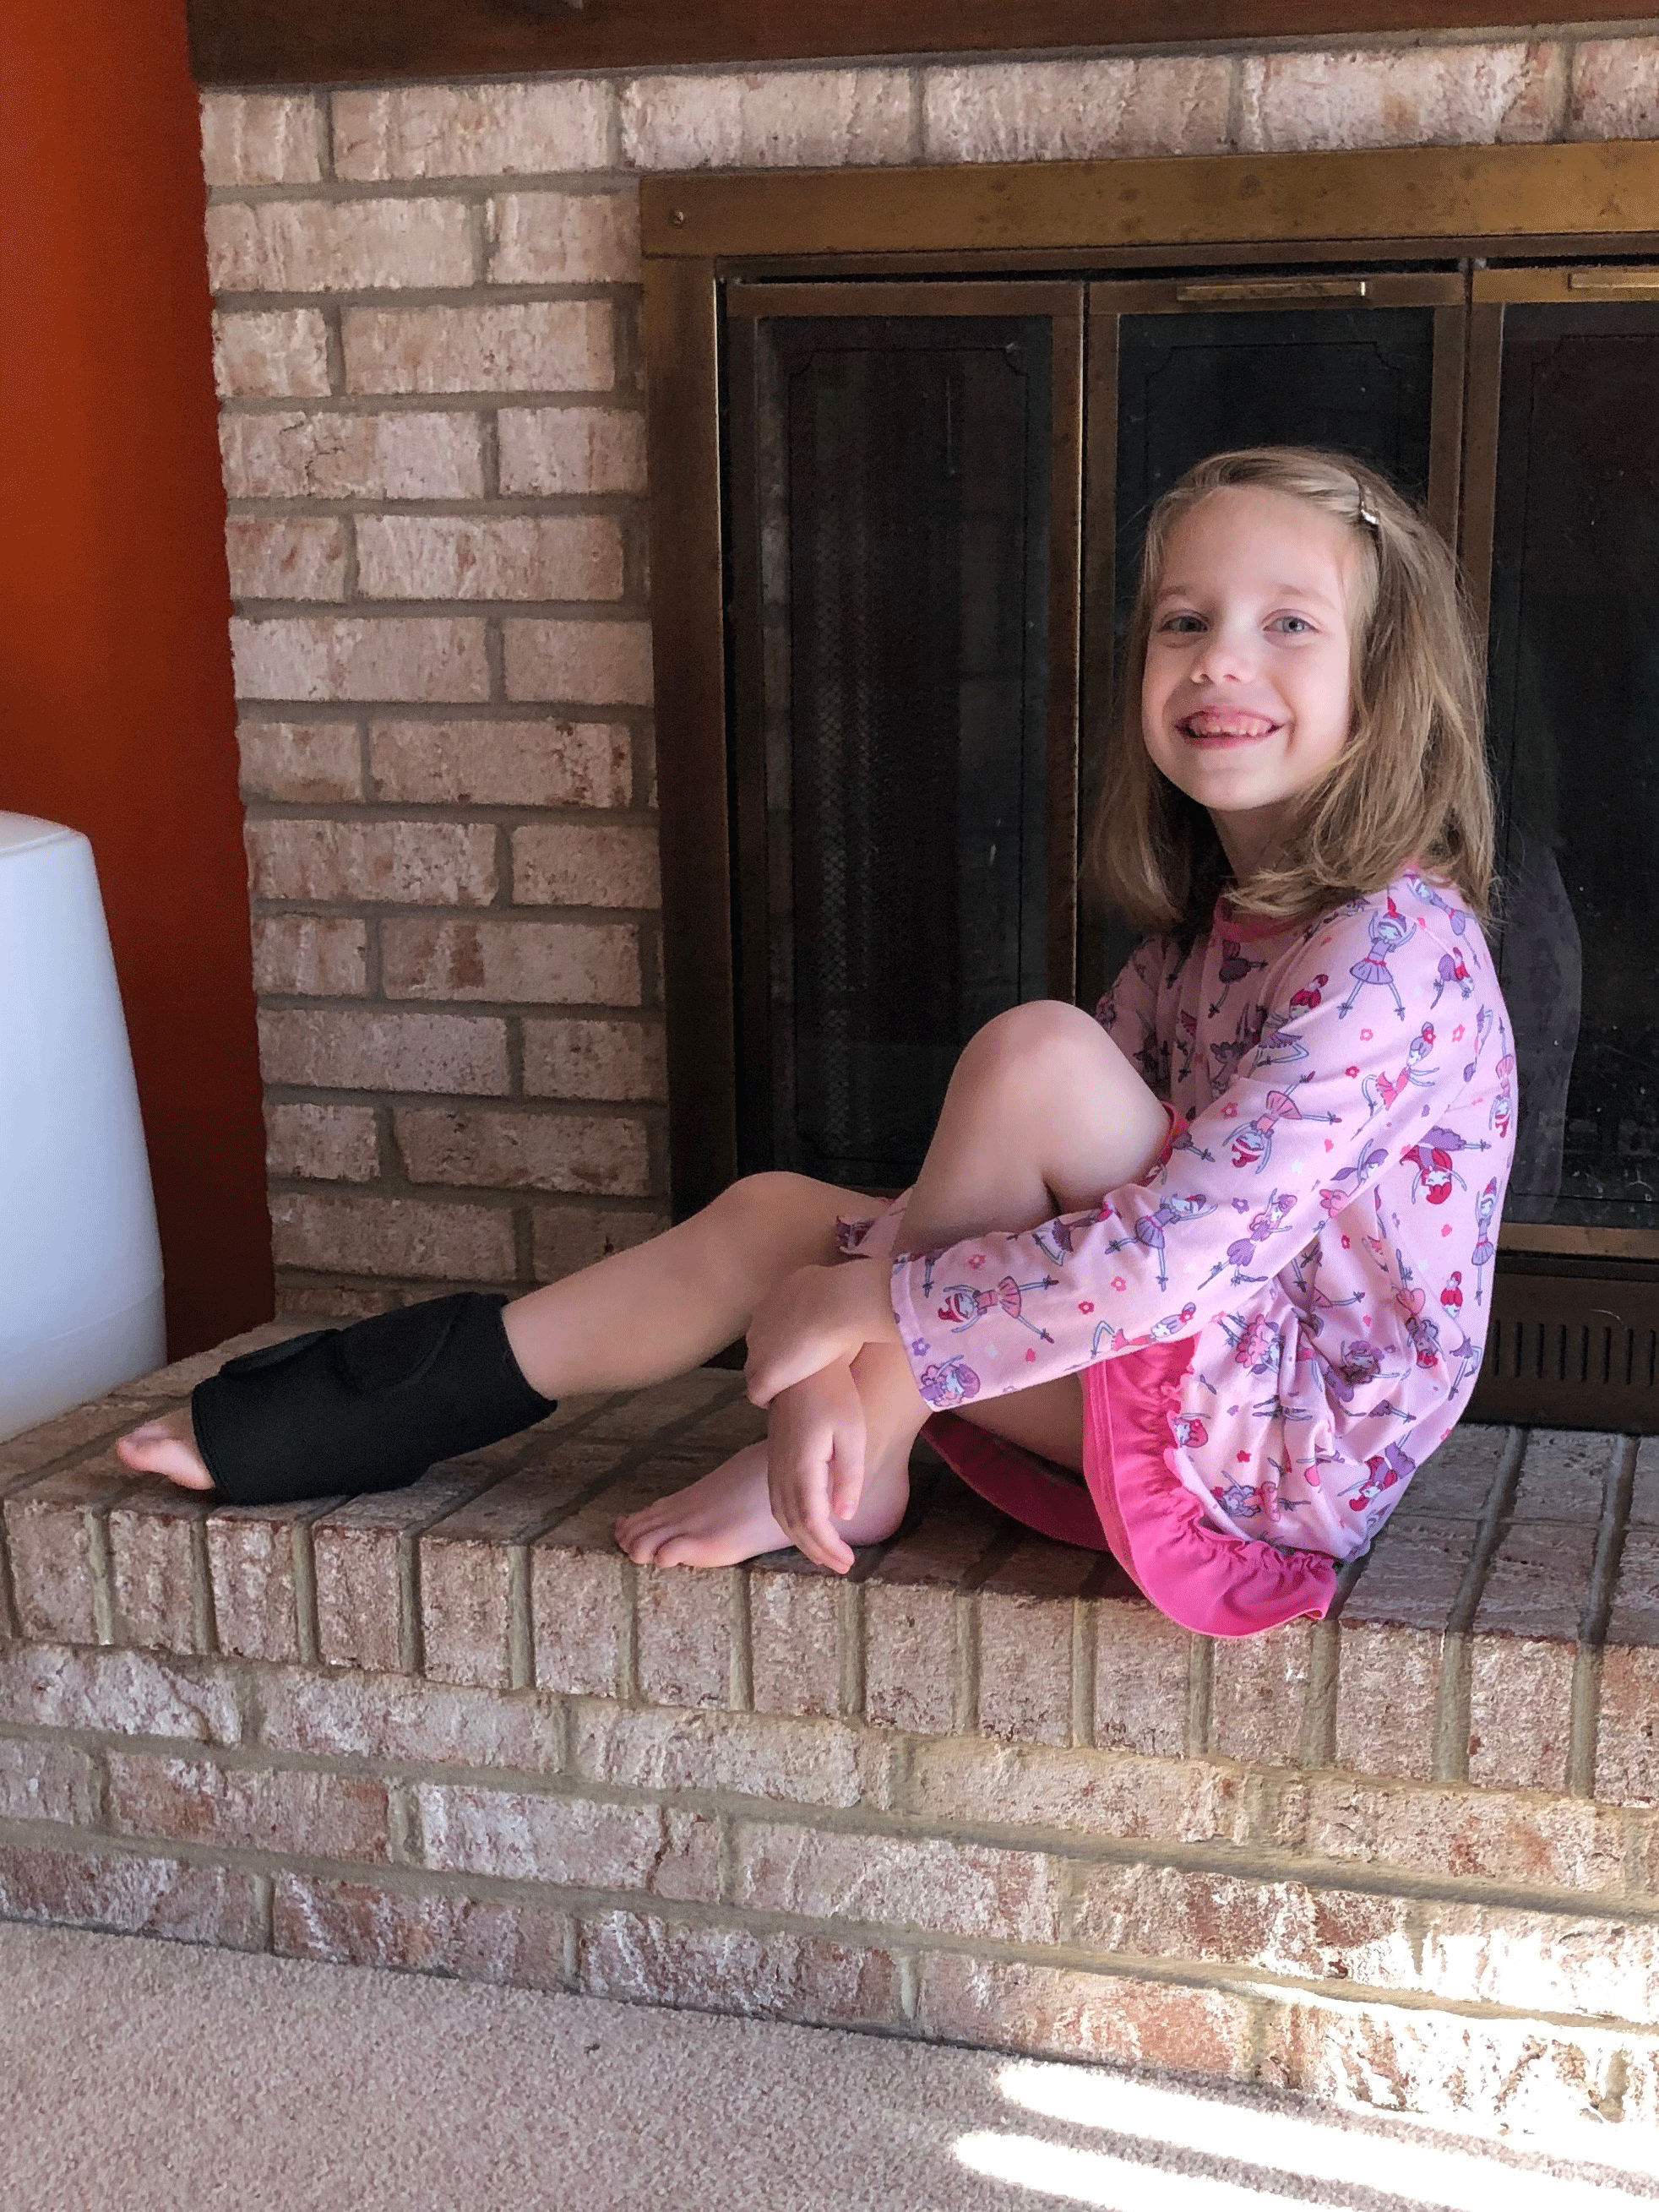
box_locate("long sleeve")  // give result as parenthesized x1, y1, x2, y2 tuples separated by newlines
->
(893, 892, 1496, 1409)
(1096, 938, 1171, 1095)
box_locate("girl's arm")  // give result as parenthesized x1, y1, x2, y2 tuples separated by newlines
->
(745, 936, 1172, 1407)
(885, 903, 1501, 1405)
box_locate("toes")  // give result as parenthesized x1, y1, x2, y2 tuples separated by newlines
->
(652, 1535, 703, 1570)
(615, 1519, 665, 1566)
(116, 1430, 215, 1491)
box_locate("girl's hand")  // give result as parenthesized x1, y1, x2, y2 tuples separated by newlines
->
(745, 1259, 898, 1409)
(765, 1361, 866, 1574)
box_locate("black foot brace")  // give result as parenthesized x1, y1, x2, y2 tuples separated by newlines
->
(190, 1292, 556, 1507)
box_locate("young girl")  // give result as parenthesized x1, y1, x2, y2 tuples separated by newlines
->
(119, 446, 1514, 1639)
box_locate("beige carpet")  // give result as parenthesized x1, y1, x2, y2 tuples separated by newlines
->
(0, 1921, 1652, 2211)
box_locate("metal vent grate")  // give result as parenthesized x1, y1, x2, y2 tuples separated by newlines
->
(1468, 1274, 1659, 1429)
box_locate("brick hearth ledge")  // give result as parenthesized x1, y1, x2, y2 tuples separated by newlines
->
(1, 1319, 1656, 2135)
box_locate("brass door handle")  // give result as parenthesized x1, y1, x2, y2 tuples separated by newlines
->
(1173, 277, 1370, 304)
(1568, 268, 1659, 295)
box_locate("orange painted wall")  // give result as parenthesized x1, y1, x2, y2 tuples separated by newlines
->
(0, 0, 274, 1355)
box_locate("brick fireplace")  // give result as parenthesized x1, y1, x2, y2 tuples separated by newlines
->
(207, 33, 1659, 1323)
(1, 30, 1653, 2144)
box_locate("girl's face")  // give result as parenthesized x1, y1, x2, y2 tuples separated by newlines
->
(1141, 485, 1363, 877)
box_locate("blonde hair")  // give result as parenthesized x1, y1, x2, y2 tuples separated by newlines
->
(1085, 446, 1495, 937)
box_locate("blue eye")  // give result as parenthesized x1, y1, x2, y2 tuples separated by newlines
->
(1272, 615, 1314, 634)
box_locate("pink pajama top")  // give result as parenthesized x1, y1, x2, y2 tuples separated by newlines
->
(839, 868, 1516, 1638)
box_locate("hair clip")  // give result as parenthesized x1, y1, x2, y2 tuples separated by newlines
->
(1355, 497, 1380, 533)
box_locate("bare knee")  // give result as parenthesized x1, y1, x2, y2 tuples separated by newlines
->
(706, 1171, 843, 1269)
(956, 999, 1118, 1095)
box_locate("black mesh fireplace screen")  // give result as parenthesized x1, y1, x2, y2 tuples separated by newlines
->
(730, 313, 1054, 1192)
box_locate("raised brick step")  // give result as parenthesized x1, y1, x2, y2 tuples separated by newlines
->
(0, 1321, 1655, 2142)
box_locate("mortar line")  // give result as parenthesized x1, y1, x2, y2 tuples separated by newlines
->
(895, 1948, 920, 2024)
(477, 405, 503, 499)
(617, 1556, 640, 1704)
(387, 1776, 418, 1866)
(398, 1528, 423, 1675)
(715, 1807, 738, 1907)
(1433, 1422, 1527, 1781)
(231, 589, 649, 620)
(1404, 1893, 1428, 1985)
(1595, 2049, 1630, 2127)
(508, 1541, 534, 1690)
(1225, 52, 1246, 154)
(1299, 1616, 1341, 1770)
(26, 1735, 1646, 1922)
(322, 302, 347, 395)
(1184, 1634, 1214, 1758)
(467, 196, 491, 286)
(191, 1508, 220, 1656)
(6, 1778, 1654, 1955)
(340, 507, 361, 600)
(728, 1567, 753, 1711)
(4, 1808, 1645, 2039)
(315, 90, 337, 185)
(1239, 1992, 1276, 2090)
(87, 1505, 118, 1648)
(836, 1574, 865, 1719)
(206, 174, 647, 210)
(252, 1868, 277, 1951)
(1071, 1592, 1096, 1751)
(220, 389, 646, 422)
(951, 1588, 979, 1736)
(1567, 1432, 1637, 1796)
(0, 1514, 20, 1642)
(292, 1517, 322, 1667)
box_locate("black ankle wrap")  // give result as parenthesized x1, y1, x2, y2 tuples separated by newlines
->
(190, 1292, 556, 1507)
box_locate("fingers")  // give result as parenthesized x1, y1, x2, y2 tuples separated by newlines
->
(767, 1467, 851, 1572)
(764, 1363, 866, 1573)
(766, 1446, 855, 1574)
(827, 1429, 865, 1524)
(784, 1492, 855, 1576)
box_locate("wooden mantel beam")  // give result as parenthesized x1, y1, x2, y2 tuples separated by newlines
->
(188, 1, 1659, 90)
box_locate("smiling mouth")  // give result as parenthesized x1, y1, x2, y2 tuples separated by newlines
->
(1176, 709, 1281, 746)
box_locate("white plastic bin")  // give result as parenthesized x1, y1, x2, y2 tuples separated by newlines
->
(0, 813, 166, 1439)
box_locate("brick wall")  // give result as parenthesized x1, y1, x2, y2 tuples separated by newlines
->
(202, 34, 1659, 1313)
(1, 1349, 1656, 2132)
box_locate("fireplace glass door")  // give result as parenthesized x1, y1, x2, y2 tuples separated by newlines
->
(711, 259, 1659, 1416)
(726, 284, 1083, 1192)
(1475, 277, 1659, 1242)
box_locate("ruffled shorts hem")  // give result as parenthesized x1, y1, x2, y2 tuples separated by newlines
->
(924, 1338, 1335, 1640)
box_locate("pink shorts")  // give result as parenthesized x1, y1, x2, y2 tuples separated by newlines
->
(924, 1337, 1335, 1639)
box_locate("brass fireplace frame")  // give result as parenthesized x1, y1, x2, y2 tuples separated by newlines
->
(639, 139, 1659, 1426)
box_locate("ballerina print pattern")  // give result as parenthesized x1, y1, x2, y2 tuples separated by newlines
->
(848, 869, 1516, 1563)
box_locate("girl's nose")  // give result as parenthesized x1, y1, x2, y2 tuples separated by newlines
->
(1188, 629, 1259, 683)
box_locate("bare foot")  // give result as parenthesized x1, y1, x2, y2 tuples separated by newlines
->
(615, 1439, 909, 1572)
(116, 1409, 215, 1492)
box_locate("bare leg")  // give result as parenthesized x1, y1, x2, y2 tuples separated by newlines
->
(117, 1171, 872, 1492)
(888, 1000, 1170, 1472)
(122, 1003, 1167, 1530)
(621, 1000, 1168, 1562)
